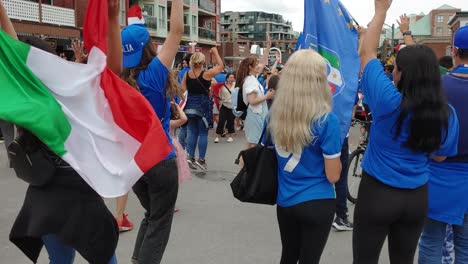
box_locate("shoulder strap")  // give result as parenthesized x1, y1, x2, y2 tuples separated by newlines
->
(224, 84, 231, 94)
(192, 70, 210, 94)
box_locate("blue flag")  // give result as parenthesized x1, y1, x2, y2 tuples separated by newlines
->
(298, 0, 360, 142)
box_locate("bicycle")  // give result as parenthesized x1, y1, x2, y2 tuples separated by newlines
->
(347, 118, 371, 204)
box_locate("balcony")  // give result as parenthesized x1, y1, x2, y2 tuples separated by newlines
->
(143, 15, 158, 30)
(184, 25, 191, 37)
(198, 0, 215, 14)
(199, 27, 215, 40)
(4, 0, 75, 27)
(158, 18, 167, 30)
(237, 18, 252, 24)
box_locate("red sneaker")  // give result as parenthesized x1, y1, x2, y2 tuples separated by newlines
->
(116, 214, 134, 232)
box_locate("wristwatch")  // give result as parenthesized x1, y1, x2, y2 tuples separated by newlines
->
(403, 31, 412, 36)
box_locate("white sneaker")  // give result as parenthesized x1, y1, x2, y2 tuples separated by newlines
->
(214, 137, 219, 143)
(227, 137, 234, 143)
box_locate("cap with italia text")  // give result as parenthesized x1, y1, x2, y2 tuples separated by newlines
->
(454, 26, 468, 50)
(121, 24, 150, 68)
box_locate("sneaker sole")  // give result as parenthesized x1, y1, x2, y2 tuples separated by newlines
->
(195, 162, 207, 171)
(332, 223, 353, 231)
(119, 226, 134, 232)
(187, 160, 198, 170)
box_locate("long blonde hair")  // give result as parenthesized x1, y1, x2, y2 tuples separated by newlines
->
(270, 49, 332, 154)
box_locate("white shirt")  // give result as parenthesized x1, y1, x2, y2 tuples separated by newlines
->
(242, 75, 265, 114)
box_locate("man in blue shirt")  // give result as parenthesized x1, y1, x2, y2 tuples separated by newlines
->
(177, 53, 191, 84)
(419, 26, 468, 263)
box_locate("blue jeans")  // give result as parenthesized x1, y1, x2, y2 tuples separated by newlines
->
(335, 137, 349, 218)
(42, 234, 117, 264)
(419, 214, 468, 264)
(187, 116, 208, 160)
(177, 125, 187, 150)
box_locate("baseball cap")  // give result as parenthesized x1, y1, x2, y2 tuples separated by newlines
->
(454, 26, 468, 50)
(121, 24, 150, 68)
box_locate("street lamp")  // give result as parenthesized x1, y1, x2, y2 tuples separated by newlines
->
(384, 23, 395, 52)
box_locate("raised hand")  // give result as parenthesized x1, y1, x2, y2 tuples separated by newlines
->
(397, 15, 410, 33)
(72, 40, 88, 64)
(375, 0, 392, 14)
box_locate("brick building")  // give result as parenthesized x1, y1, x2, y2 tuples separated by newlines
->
(448, 11, 468, 35)
(407, 4, 461, 58)
(4, 0, 82, 56)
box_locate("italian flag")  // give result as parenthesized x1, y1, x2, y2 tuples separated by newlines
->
(0, 0, 172, 197)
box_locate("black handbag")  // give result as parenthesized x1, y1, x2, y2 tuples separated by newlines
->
(7, 130, 56, 187)
(231, 127, 278, 205)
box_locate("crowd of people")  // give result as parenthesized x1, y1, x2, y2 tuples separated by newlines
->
(0, 0, 467, 263)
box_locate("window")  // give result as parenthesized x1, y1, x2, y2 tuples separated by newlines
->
(248, 34, 254, 39)
(119, 0, 126, 25)
(205, 21, 213, 30)
(192, 15, 197, 34)
(158, 6, 166, 29)
(436, 27, 443, 35)
(184, 15, 188, 25)
(437, 15, 444, 23)
(143, 4, 154, 16)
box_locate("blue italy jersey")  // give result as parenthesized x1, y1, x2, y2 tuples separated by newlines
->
(137, 58, 175, 159)
(361, 59, 458, 189)
(270, 113, 342, 207)
(428, 73, 467, 225)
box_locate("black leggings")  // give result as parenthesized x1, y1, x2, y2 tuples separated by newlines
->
(353, 172, 428, 264)
(277, 199, 336, 264)
(216, 105, 235, 135)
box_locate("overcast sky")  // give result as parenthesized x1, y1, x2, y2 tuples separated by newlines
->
(221, 0, 468, 31)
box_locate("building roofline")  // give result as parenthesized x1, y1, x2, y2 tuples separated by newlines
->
(448, 11, 468, 26)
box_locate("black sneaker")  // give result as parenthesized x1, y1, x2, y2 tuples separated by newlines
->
(187, 158, 198, 170)
(332, 216, 353, 231)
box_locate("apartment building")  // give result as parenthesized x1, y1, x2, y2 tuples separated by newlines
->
(129, 0, 220, 62)
(4, 0, 220, 62)
(220, 11, 296, 51)
(3, 0, 83, 56)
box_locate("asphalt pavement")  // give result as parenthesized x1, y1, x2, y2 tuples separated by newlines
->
(0, 127, 404, 263)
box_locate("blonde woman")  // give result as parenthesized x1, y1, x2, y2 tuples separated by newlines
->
(267, 49, 342, 264)
(181, 49, 224, 171)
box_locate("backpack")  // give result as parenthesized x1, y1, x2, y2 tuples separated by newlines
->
(231, 87, 248, 119)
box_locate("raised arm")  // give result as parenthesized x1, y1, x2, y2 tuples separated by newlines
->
(107, 0, 123, 74)
(256, 32, 272, 72)
(0, 0, 18, 39)
(170, 102, 188, 128)
(398, 15, 415, 46)
(203, 47, 224, 79)
(158, 0, 183, 69)
(359, 0, 392, 71)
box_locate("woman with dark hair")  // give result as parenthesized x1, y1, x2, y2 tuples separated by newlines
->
(266, 74, 280, 109)
(5, 0, 121, 263)
(236, 52, 275, 149)
(120, 1, 183, 263)
(215, 72, 236, 143)
(353, 0, 459, 263)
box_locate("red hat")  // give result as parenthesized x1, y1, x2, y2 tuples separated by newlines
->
(127, 5, 145, 25)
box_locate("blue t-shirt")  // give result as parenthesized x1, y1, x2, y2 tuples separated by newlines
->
(360, 59, 458, 189)
(267, 113, 342, 207)
(427, 73, 467, 225)
(178, 67, 190, 84)
(214, 73, 226, 84)
(137, 57, 175, 159)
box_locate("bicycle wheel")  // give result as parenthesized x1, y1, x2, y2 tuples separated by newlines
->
(347, 148, 365, 204)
